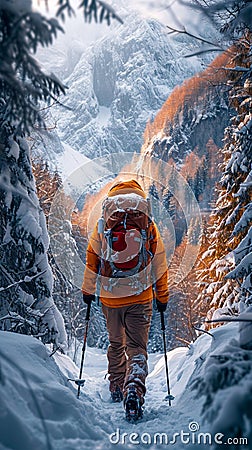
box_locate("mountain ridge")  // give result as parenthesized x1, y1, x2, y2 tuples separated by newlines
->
(54, 14, 209, 159)
(140, 49, 235, 208)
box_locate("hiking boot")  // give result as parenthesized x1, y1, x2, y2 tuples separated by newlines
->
(111, 386, 123, 403)
(124, 387, 144, 422)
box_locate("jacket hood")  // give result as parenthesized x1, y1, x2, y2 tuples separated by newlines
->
(108, 179, 146, 199)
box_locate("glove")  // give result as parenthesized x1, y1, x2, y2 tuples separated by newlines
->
(82, 294, 95, 305)
(156, 299, 167, 313)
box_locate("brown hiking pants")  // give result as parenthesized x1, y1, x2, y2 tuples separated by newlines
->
(102, 302, 152, 398)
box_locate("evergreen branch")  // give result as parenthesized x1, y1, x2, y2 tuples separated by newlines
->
(0, 269, 47, 292)
(97, 1, 123, 24)
(0, 176, 38, 208)
(0, 311, 41, 324)
(56, 0, 123, 25)
(0, 263, 18, 287)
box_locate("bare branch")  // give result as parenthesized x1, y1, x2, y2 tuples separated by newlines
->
(167, 24, 224, 50)
(193, 326, 215, 338)
(176, 336, 191, 345)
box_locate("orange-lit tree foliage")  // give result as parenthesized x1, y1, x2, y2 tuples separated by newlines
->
(142, 47, 241, 150)
(32, 160, 87, 351)
(195, 33, 252, 326)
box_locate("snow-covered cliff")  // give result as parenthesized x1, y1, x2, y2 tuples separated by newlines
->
(54, 14, 206, 159)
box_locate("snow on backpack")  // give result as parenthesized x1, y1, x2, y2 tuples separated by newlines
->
(97, 193, 154, 293)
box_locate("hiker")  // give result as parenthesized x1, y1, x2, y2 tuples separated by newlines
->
(82, 179, 168, 420)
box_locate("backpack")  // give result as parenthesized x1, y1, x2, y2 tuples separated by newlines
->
(97, 193, 154, 293)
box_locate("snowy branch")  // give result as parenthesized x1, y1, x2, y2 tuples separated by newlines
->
(0, 311, 42, 325)
(0, 269, 47, 293)
(205, 317, 252, 323)
(0, 175, 38, 209)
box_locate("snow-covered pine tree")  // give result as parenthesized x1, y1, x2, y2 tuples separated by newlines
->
(168, 235, 200, 348)
(198, 34, 251, 331)
(223, 40, 252, 349)
(180, 3, 252, 446)
(194, 215, 217, 327)
(195, 207, 238, 325)
(0, 0, 67, 346)
(194, 149, 252, 443)
(32, 160, 82, 346)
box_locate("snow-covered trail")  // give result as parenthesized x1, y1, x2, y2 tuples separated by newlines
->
(54, 341, 207, 449)
(1, 325, 241, 450)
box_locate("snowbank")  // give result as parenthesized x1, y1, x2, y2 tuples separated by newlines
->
(0, 332, 121, 450)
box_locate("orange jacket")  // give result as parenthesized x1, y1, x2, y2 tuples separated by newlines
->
(82, 180, 168, 308)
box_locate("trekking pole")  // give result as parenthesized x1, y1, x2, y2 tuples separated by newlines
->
(68, 301, 91, 398)
(77, 301, 91, 398)
(160, 310, 174, 405)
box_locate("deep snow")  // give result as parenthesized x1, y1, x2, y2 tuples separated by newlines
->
(0, 322, 247, 450)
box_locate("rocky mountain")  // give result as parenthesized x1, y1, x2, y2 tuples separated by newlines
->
(140, 50, 235, 209)
(53, 14, 209, 159)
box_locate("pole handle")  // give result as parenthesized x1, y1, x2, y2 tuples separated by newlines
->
(85, 300, 91, 321)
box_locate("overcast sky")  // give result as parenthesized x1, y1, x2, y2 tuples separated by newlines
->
(33, 0, 203, 48)
(34, 0, 190, 23)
